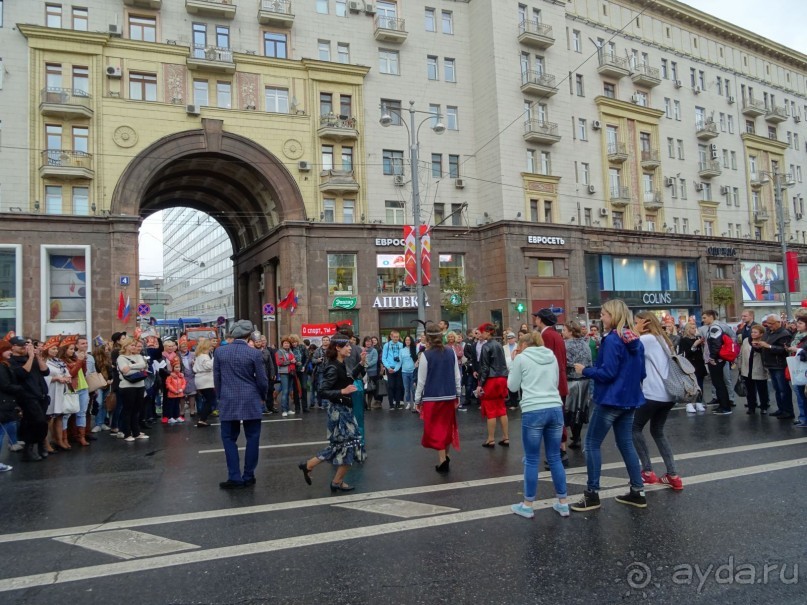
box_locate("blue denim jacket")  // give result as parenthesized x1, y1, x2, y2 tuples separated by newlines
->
(582, 330, 646, 408)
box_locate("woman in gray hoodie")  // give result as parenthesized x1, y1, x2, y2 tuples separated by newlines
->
(507, 332, 569, 519)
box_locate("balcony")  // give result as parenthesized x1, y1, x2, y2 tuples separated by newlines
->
(630, 63, 661, 88)
(643, 190, 663, 210)
(39, 88, 93, 119)
(765, 105, 788, 123)
(520, 71, 558, 97)
(754, 209, 770, 223)
(597, 52, 630, 79)
(319, 169, 359, 194)
(258, 0, 293, 28)
(522, 120, 561, 145)
(742, 98, 766, 117)
(695, 120, 719, 140)
(123, 0, 162, 8)
(187, 45, 235, 73)
(609, 187, 632, 207)
(517, 20, 554, 49)
(698, 160, 722, 178)
(607, 142, 629, 163)
(40, 150, 93, 180)
(185, 0, 236, 19)
(317, 114, 358, 141)
(374, 15, 407, 43)
(640, 149, 661, 169)
(750, 173, 765, 188)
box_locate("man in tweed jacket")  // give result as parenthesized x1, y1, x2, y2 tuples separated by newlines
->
(214, 320, 269, 489)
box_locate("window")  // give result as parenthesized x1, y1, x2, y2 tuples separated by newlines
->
(670, 61, 678, 81)
(385, 200, 405, 224)
(572, 30, 582, 52)
(719, 112, 726, 132)
(425, 8, 435, 31)
(434, 203, 445, 224)
(603, 82, 615, 98)
(321, 145, 334, 171)
(217, 81, 231, 109)
(340, 95, 352, 117)
(328, 254, 356, 295)
(664, 98, 671, 119)
(577, 118, 587, 140)
(733, 187, 740, 207)
(701, 182, 712, 202)
(264, 32, 287, 58)
(129, 72, 157, 101)
(529, 200, 539, 222)
(265, 87, 289, 113)
(45, 186, 63, 214)
(682, 218, 689, 234)
(446, 106, 458, 130)
(72, 187, 89, 215)
(429, 103, 441, 127)
(383, 149, 404, 175)
(679, 178, 687, 199)
(72, 7, 87, 31)
(427, 55, 438, 80)
(341, 147, 353, 171)
(539, 151, 551, 175)
(716, 76, 723, 96)
(670, 179, 677, 198)
(318, 40, 330, 61)
(381, 99, 402, 125)
(676, 139, 684, 160)
(794, 133, 800, 151)
(448, 155, 460, 178)
(689, 68, 696, 88)
(343, 200, 355, 223)
(698, 70, 705, 89)
(337, 43, 350, 64)
(768, 125, 777, 140)
(320, 92, 333, 116)
(323, 199, 335, 223)
(316, 0, 328, 14)
(727, 115, 734, 134)
(543, 201, 553, 223)
(722, 149, 729, 168)
(444, 58, 456, 82)
(216, 25, 229, 49)
(673, 100, 681, 121)
(612, 211, 624, 230)
(575, 74, 584, 96)
(72, 66, 88, 96)
(192, 22, 206, 57)
(584, 208, 592, 226)
(633, 91, 647, 107)
(730, 151, 737, 170)
(379, 50, 400, 75)
(581, 162, 590, 185)
(661, 59, 668, 79)
(46, 63, 62, 90)
(72, 126, 88, 153)
(704, 220, 714, 237)
(128, 15, 156, 42)
(46, 4, 62, 28)
(441, 10, 453, 34)
(667, 137, 675, 158)
(431, 153, 442, 178)
(193, 79, 209, 106)
(336, 0, 347, 17)
(526, 149, 536, 173)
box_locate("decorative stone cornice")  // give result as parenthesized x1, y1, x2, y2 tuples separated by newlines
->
(595, 96, 665, 121)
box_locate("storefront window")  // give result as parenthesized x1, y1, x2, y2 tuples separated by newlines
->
(0, 247, 20, 334)
(328, 310, 359, 336)
(536, 259, 554, 277)
(379, 310, 418, 342)
(376, 254, 408, 293)
(327, 253, 356, 296)
(438, 253, 464, 285)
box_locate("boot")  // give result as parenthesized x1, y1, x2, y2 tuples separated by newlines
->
(22, 444, 43, 462)
(76, 426, 90, 447)
(54, 421, 71, 450)
(38, 441, 50, 458)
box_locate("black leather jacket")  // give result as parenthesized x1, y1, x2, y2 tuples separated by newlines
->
(760, 327, 791, 369)
(319, 359, 364, 406)
(479, 339, 508, 385)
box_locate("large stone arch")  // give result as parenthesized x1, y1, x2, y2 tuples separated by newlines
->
(110, 119, 306, 251)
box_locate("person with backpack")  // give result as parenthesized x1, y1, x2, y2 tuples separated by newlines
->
(698, 310, 738, 416)
(756, 313, 795, 420)
(631, 312, 683, 491)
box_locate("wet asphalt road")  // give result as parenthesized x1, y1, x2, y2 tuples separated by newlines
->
(0, 392, 805, 605)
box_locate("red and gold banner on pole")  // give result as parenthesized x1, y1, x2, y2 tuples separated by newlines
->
(403, 226, 431, 286)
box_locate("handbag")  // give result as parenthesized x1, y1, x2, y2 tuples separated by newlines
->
(733, 376, 747, 397)
(62, 387, 80, 414)
(104, 391, 117, 412)
(648, 336, 701, 403)
(123, 370, 148, 383)
(85, 372, 107, 393)
(786, 355, 807, 386)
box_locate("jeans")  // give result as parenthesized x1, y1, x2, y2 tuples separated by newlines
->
(584, 404, 644, 492)
(769, 368, 794, 416)
(793, 383, 807, 424)
(220, 419, 262, 483)
(63, 388, 90, 429)
(165, 397, 182, 419)
(708, 361, 731, 411)
(632, 399, 677, 475)
(402, 371, 415, 404)
(94, 388, 109, 427)
(521, 407, 567, 501)
(279, 374, 293, 412)
(744, 377, 770, 411)
(0, 420, 19, 449)
(723, 362, 735, 403)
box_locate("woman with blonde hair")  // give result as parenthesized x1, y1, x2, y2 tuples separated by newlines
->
(562, 319, 592, 449)
(193, 338, 216, 427)
(43, 337, 72, 452)
(631, 311, 683, 491)
(677, 322, 707, 413)
(571, 299, 647, 511)
(116, 337, 149, 442)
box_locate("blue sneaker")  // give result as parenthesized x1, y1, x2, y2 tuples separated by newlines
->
(553, 502, 570, 517)
(511, 503, 535, 519)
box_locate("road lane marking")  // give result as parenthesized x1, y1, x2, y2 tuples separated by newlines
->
(207, 418, 302, 426)
(332, 498, 460, 518)
(1, 457, 804, 593)
(1, 436, 805, 545)
(198, 440, 328, 454)
(53, 530, 199, 560)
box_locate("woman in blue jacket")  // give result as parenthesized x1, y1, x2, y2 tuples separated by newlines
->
(401, 335, 418, 411)
(570, 299, 647, 512)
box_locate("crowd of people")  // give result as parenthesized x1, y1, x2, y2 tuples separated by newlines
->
(2, 303, 805, 518)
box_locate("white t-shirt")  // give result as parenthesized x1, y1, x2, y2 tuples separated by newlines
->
(640, 334, 672, 403)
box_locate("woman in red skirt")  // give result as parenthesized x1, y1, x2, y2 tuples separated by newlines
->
(415, 322, 462, 473)
(475, 323, 511, 448)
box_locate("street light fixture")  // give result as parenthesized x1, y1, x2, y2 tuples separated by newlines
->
(760, 168, 797, 319)
(380, 100, 445, 325)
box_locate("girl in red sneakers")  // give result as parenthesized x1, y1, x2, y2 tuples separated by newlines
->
(630, 312, 683, 491)
(164, 361, 187, 425)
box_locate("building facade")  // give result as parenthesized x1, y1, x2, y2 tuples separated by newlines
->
(1, 0, 807, 341)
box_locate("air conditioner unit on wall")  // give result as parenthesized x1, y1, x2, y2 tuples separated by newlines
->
(630, 93, 640, 104)
(348, 1, 361, 12)
(694, 182, 704, 191)
(454, 178, 465, 189)
(673, 80, 682, 89)
(186, 104, 200, 115)
(728, 96, 736, 104)
(599, 208, 609, 216)
(364, 2, 375, 14)
(664, 176, 674, 187)
(591, 120, 602, 130)
(108, 24, 121, 37)
(693, 86, 701, 94)
(298, 161, 311, 171)
(795, 115, 802, 123)
(587, 184, 596, 194)
(393, 174, 405, 186)
(106, 66, 122, 78)
(720, 186, 730, 195)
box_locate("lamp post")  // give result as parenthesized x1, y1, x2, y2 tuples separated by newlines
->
(762, 169, 797, 319)
(380, 101, 445, 324)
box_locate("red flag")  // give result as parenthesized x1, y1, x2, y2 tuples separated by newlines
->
(277, 289, 296, 310)
(117, 291, 125, 321)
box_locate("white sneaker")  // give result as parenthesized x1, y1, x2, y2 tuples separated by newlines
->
(0, 463, 12, 472)
(405, 403, 412, 410)
(135, 434, 149, 440)
(177, 416, 186, 423)
(101, 424, 111, 431)
(91, 425, 102, 433)
(281, 411, 288, 417)
(8, 443, 23, 452)
(695, 403, 706, 413)
(168, 418, 176, 425)
(685, 403, 696, 414)
(124, 436, 135, 442)
(288, 410, 296, 415)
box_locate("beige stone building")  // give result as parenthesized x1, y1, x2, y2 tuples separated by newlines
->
(1, 0, 807, 341)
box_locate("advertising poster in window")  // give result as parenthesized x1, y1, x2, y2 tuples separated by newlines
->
(740, 261, 783, 302)
(49, 254, 87, 321)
